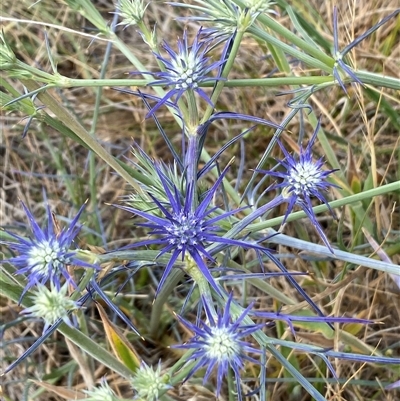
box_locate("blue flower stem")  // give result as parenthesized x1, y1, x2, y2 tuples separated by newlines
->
(185, 131, 200, 210)
(185, 256, 218, 319)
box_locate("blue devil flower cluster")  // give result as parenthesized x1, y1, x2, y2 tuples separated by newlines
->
(2, 4, 399, 400)
(174, 294, 263, 400)
(258, 119, 339, 252)
(115, 162, 242, 297)
(107, 23, 382, 399)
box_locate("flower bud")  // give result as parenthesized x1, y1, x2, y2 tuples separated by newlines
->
(116, 0, 148, 27)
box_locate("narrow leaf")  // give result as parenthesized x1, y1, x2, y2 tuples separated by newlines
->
(289, 310, 334, 339)
(96, 303, 141, 373)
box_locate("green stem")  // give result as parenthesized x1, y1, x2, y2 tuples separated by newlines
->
(13, 60, 56, 82)
(356, 70, 400, 90)
(149, 269, 184, 339)
(52, 74, 400, 91)
(248, 25, 332, 72)
(201, 29, 246, 124)
(233, 0, 333, 67)
(186, 89, 199, 129)
(227, 367, 236, 401)
(9, 73, 398, 92)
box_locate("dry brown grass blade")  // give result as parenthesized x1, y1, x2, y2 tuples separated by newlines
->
(95, 302, 141, 373)
(65, 338, 95, 389)
(30, 380, 86, 400)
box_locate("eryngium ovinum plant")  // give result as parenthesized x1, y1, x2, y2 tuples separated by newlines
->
(1, 0, 399, 400)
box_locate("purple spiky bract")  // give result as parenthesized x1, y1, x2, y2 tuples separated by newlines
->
(174, 293, 262, 400)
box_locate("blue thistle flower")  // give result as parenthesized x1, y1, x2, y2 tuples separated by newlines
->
(332, 7, 400, 95)
(174, 293, 262, 400)
(257, 119, 339, 251)
(147, 29, 225, 117)
(114, 160, 258, 296)
(0, 199, 94, 299)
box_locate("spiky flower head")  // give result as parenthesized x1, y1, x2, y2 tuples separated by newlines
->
(115, 153, 264, 297)
(146, 29, 224, 116)
(116, 0, 148, 27)
(20, 283, 79, 333)
(83, 379, 122, 401)
(0, 199, 94, 299)
(258, 120, 339, 251)
(130, 361, 172, 401)
(174, 294, 262, 400)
